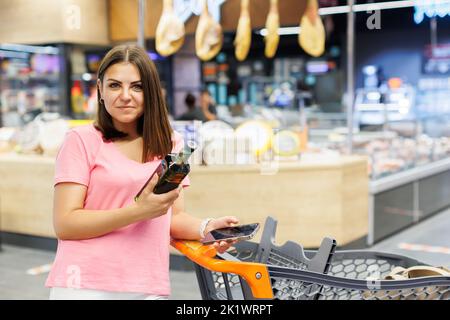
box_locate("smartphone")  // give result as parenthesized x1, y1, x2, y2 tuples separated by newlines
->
(134, 157, 169, 201)
(201, 223, 260, 245)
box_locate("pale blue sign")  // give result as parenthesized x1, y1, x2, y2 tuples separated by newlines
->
(414, 0, 450, 24)
(173, 0, 226, 23)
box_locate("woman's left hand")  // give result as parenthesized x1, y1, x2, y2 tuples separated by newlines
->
(205, 216, 239, 254)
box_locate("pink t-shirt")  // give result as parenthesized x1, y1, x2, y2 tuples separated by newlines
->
(45, 124, 190, 295)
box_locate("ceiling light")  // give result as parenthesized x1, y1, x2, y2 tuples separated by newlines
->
(318, 0, 450, 15)
(258, 26, 301, 36)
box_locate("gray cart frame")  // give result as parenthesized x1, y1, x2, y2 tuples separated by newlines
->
(192, 217, 450, 300)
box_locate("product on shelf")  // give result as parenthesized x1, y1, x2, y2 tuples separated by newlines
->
(198, 120, 234, 143)
(324, 128, 450, 179)
(202, 134, 255, 166)
(71, 80, 85, 114)
(272, 130, 301, 157)
(432, 137, 450, 161)
(67, 119, 94, 128)
(0, 127, 16, 154)
(174, 119, 304, 166)
(235, 120, 274, 157)
(198, 120, 237, 165)
(370, 157, 407, 178)
(170, 120, 203, 165)
(38, 117, 70, 156)
(11, 113, 69, 156)
(0, 52, 61, 125)
(14, 120, 41, 154)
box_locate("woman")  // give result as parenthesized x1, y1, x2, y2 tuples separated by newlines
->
(199, 89, 217, 121)
(45, 45, 238, 300)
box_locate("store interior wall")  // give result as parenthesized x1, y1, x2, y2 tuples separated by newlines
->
(353, 10, 450, 88)
(108, 0, 307, 42)
(355, 29, 450, 88)
(171, 36, 202, 118)
(0, 0, 109, 45)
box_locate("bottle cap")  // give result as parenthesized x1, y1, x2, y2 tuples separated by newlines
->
(186, 140, 197, 152)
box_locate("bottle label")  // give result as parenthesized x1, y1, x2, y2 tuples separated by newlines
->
(163, 171, 187, 184)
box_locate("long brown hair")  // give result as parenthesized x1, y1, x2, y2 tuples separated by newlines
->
(95, 45, 172, 162)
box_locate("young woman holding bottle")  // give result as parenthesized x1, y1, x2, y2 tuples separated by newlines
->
(45, 45, 238, 300)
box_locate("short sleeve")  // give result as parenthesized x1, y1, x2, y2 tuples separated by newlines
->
(54, 130, 91, 187)
(172, 131, 191, 188)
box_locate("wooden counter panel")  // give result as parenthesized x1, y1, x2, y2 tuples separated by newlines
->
(0, 154, 368, 248)
(341, 161, 369, 243)
(0, 157, 55, 237)
(185, 158, 369, 247)
(0, 0, 109, 45)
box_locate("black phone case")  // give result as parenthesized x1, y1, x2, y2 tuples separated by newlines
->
(201, 224, 260, 245)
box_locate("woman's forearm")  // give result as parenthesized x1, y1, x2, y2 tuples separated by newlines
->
(55, 203, 144, 240)
(170, 211, 204, 240)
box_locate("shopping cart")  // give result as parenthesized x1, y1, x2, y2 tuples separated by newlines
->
(171, 216, 450, 300)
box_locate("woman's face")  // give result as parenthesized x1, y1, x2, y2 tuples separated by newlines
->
(99, 62, 144, 126)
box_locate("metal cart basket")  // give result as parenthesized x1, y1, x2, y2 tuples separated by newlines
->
(171, 216, 450, 300)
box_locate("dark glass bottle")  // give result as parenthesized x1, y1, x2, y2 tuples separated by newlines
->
(153, 140, 196, 194)
(134, 140, 196, 200)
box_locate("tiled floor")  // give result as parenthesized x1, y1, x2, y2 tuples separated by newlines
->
(370, 208, 450, 267)
(0, 209, 449, 300)
(0, 244, 201, 300)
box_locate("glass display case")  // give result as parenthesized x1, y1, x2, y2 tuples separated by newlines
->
(306, 112, 450, 245)
(311, 114, 450, 180)
(0, 44, 62, 127)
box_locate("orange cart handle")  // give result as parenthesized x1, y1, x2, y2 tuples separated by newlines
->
(171, 239, 274, 299)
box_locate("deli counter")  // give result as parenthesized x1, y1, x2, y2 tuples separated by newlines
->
(2, 110, 450, 249)
(0, 151, 369, 249)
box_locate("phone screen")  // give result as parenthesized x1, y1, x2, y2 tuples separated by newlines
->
(134, 159, 168, 200)
(205, 223, 260, 243)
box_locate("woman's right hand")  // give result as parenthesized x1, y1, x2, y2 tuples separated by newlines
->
(134, 174, 181, 220)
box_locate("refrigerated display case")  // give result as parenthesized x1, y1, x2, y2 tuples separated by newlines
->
(364, 114, 450, 245)
(308, 112, 450, 245)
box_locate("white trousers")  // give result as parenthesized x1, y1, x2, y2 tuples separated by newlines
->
(49, 287, 169, 300)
